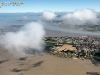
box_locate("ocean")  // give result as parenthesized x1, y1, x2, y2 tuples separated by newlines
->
(0, 13, 100, 37)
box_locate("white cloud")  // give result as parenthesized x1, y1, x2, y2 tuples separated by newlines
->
(42, 10, 56, 20)
(22, 16, 28, 20)
(0, 22, 45, 56)
(62, 9, 99, 25)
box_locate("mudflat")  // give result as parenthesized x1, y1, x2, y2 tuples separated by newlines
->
(0, 48, 100, 75)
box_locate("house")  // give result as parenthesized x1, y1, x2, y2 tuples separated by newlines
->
(57, 44, 77, 52)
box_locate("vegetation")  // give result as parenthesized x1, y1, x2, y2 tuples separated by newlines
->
(93, 56, 100, 61)
(45, 42, 56, 47)
(93, 51, 100, 61)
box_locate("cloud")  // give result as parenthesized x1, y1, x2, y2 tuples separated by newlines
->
(0, 22, 45, 56)
(62, 9, 99, 25)
(22, 16, 28, 20)
(41, 10, 56, 20)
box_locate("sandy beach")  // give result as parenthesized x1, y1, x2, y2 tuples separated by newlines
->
(0, 47, 100, 75)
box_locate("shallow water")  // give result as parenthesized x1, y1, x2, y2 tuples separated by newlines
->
(44, 24, 100, 36)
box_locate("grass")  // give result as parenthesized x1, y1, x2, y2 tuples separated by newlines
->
(93, 56, 100, 61)
(45, 42, 56, 47)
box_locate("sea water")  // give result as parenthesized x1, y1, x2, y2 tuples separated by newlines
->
(0, 13, 100, 36)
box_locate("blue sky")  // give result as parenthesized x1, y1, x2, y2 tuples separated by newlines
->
(0, 0, 100, 13)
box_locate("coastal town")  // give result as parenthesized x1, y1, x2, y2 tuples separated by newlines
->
(0, 28, 100, 61)
(45, 36, 100, 61)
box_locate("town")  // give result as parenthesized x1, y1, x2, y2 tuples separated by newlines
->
(44, 36, 100, 61)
